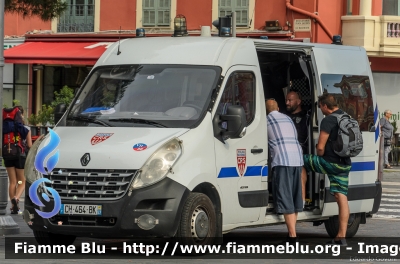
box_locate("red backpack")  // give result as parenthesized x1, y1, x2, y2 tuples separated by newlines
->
(2, 107, 28, 159)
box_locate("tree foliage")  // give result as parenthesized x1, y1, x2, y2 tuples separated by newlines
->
(51, 85, 75, 109)
(5, 0, 67, 21)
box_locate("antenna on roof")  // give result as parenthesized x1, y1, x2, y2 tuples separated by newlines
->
(117, 26, 122, 55)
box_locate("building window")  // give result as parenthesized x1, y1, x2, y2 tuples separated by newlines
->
(58, 0, 95, 32)
(217, 72, 255, 126)
(3, 64, 31, 114)
(383, 0, 400, 16)
(43, 66, 88, 106)
(219, 0, 249, 27)
(143, 0, 171, 27)
(347, 0, 352, 15)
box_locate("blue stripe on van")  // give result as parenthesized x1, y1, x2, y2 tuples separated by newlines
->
(218, 162, 373, 178)
(217, 167, 239, 178)
(218, 166, 268, 178)
(350, 161, 375, 171)
(218, 166, 269, 178)
(262, 166, 268, 177)
(374, 104, 380, 142)
(244, 166, 262, 176)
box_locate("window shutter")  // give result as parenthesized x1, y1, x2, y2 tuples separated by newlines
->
(157, 0, 170, 26)
(382, 0, 399, 15)
(219, 0, 248, 26)
(235, 0, 248, 26)
(143, 0, 170, 27)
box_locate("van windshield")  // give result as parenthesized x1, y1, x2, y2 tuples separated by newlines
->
(67, 65, 221, 128)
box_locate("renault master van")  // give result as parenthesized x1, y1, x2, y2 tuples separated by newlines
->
(24, 36, 383, 246)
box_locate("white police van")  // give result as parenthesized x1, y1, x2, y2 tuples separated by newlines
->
(24, 36, 383, 246)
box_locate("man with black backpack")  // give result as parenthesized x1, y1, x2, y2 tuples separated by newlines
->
(303, 93, 353, 246)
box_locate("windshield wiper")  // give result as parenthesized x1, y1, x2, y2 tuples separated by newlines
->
(68, 116, 113, 127)
(108, 118, 167, 128)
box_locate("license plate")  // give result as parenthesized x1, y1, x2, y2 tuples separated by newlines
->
(60, 204, 102, 216)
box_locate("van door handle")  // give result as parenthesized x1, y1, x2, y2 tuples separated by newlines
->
(251, 148, 263, 154)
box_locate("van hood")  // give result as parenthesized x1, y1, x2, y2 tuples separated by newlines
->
(38, 127, 189, 170)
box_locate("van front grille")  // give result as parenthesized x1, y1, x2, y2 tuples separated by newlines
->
(49, 215, 117, 226)
(44, 168, 137, 200)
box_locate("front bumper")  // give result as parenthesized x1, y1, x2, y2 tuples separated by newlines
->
(24, 177, 190, 238)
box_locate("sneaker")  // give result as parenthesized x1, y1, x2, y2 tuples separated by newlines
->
(279, 236, 298, 245)
(326, 239, 347, 246)
(10, 198, 19, 214)
(287, 237, 298, 244)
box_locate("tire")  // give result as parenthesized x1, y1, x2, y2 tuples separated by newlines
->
(324, 213, 361, 238)
(33, 230, 76, 246)
(176, 193, 217, 246)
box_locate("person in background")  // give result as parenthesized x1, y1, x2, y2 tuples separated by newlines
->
(266, 99, 303, 242)
(380, 109, 394, 169)
(4, 106, 32, 214)
(303, 94, 352, 246)
(285, 91, 309, 207)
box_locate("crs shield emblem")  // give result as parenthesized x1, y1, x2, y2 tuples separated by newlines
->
(91, 133, 114, 145)
(237, 149, 246, 176)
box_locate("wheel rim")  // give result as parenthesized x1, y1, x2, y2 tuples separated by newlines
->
(191, 206, 209, 240)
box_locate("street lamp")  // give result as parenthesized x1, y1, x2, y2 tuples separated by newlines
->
(0, 0, 20, 235)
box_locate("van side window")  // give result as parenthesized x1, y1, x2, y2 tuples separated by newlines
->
(217, 72, 256, 126)
(320, 74, 374, 131)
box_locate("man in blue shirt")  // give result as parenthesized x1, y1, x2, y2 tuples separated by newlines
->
(266, 99, 303, 242)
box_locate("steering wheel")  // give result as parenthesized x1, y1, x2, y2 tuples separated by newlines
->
(182, 103, 202, 112)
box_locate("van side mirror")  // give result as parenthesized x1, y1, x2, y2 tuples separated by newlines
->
(213, 105, 247, 143)
(54, 103, 67, 124)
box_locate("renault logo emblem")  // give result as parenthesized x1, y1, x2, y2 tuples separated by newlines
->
(80, 153, 91, 166)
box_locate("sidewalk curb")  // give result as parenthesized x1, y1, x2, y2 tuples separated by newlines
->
(384, 169, 400, 172)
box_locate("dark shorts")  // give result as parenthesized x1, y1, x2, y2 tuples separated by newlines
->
(4, 158, 26, 169)
(303, 154, 351, 196)
(272, 166, 303, 214)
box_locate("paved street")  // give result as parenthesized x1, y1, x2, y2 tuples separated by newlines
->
(1, 169, 400, 263)
(376, 169, 400, 219)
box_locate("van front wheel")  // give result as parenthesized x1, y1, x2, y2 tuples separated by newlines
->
(324, 213, 361, 238)
(176, 193, 216, 246)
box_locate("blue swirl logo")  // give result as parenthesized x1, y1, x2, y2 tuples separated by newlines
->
(30, 128, 61, 218)
(34, 128, 60, 175)
(29, 178, 61, 219)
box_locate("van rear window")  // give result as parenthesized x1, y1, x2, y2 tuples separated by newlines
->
(320, 74, 374, 132)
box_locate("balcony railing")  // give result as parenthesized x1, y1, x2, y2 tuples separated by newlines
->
(57, 23, 94, 33)
(58, 3, 94, 33)
(387, 22, 400, 38)
(342, 15, 400, 57)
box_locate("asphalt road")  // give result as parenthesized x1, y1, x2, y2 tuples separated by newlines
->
(1, 169, 400, 263)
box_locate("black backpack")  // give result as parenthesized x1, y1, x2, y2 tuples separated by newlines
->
(2, 107, 28, 160)
(331, 112, 363, 158)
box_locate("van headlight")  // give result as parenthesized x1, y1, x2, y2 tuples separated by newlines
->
(130, 138, 182, 189)
(25, 135, 46, 184)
